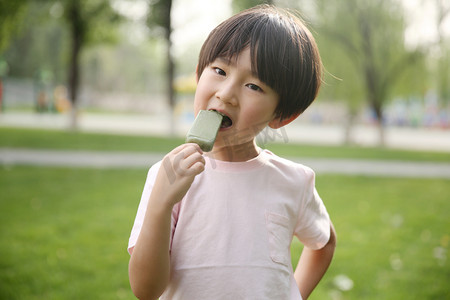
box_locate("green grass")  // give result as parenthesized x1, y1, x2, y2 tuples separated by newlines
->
(294, 175, 450, 299)
(0, 127, 183, 153)
(1, 166, 448, 299)
(265, 142, 450, 162)
(1, 127, 449, 162)
(0, 166, 144, 300)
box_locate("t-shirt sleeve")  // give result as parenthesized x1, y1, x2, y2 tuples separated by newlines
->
(127, 161, 161, 254)
(294, 168, 331, 250)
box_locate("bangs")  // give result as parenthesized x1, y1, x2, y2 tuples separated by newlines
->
(197, 9, 278, 84)
(197, 5, 322, 120)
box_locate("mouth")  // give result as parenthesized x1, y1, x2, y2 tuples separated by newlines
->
(210, 109, 233, 129)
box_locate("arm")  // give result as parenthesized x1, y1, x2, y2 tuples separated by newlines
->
(294, 222, 337, 300)
(128, 144, 205, 300)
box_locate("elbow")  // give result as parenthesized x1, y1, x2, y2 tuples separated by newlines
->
(131, 288, 161, 300)
(130, 280, 166, 300)
(327, 223, 337, 250)
(129, 262, 168, 300)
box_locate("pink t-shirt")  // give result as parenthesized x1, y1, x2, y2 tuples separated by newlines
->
(128, 149, 330, 299)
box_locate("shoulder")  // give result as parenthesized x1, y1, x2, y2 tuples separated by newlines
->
(261, 149, 315, 179)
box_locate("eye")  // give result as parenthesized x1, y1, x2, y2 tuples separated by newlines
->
(246, 83, 263, 92)
(214, 67, 226, 76)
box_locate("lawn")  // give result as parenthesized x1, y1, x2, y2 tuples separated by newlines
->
(0, 166, 144, 300)
(0, 165, 448, 299)
(1, 127, 450, 162)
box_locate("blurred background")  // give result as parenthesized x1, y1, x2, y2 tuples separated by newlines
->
(0, 0, 449, 299)
(0, 0, 449, 149)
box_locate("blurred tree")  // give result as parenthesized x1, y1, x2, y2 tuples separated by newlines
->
(315, 33, 366, 144)
(3, 2, 69, 82)
(232, 0, 273, 13)
(0, 0, 29, 113)
(147, 0, 175, 135)
(62, 0, 121, 129)
(314, 0, 424, 146)
(434, 0, 450, 110)
(0, 0, 29, 53)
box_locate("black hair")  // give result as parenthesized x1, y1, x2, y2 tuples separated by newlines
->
(197, 5, 323, 120)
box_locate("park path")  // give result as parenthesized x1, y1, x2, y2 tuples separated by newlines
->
(1, 111, 450, 152)
(1, 148, 450, 179)
(1, 112, 450, 178)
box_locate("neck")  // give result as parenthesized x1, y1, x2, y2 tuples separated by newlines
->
(207, 140, 260, 162)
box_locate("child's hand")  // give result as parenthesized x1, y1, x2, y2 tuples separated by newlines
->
(152, 143, 205, 208)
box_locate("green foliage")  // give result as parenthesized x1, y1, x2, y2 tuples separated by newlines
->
(3, 0, 123, 83)
(147, 0, 172, 35)
(316, 33, 365, 112)
(314, 0, 426, 117)
(0, 0, 29, 53)
(61, 0, 122, 46)
(3, 2, 69, 82)
(146, 0, 175, 111)
(82, 39, 166, 93)
(433, 1, 450, 106)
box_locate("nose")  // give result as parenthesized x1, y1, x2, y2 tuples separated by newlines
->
(215, 80, 238, 106)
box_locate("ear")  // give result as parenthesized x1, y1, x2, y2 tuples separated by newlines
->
(268, 113, 300, 129)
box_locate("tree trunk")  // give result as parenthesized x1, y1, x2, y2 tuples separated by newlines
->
(68, 38, 81, 130)
(376, 121, 385, 147)
(167, 28, 175, 136)
(372, 101, 385, 147)
(344, 107, 358, 145)
(165, 0, 175, 136)
(0, 79, 3, 113)
(67, 0, 83, 130)
(358, 8, 386, 147)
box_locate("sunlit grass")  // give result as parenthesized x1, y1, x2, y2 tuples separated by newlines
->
(1, 127, 449, 162)
(0, 166, 144, 300)
(294, 175, 450, 299)
(1, 166, 448, 299)
(0, 127, 182, 153)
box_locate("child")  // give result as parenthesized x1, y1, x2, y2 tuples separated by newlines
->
(128, 5, 336, 300)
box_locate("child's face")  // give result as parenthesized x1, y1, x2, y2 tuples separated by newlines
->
(194, 48, 280, 154)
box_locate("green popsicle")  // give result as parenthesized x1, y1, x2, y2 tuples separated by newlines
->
(186, 110, 223, 152)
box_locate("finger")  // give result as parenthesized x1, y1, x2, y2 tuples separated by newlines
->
(170, 143, 203, 158)
(173, 151, 205, 177)
(190, 161, 205, 175)
(182, 159, 205, 177)
(176, 150, 204, 173)
(183, 151, 205, 170)
(170, 144, 190, 156)
(184, 143, 204, 155)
